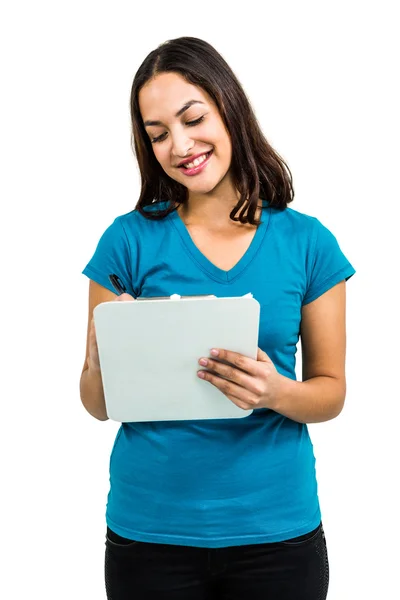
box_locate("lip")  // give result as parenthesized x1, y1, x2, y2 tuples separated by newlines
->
(177, 151, 213, 176)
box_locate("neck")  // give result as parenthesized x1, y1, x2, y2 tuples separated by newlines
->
(179, 179, 260, 229)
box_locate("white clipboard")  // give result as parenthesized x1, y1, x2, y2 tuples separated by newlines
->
(93, 295, 260, 422)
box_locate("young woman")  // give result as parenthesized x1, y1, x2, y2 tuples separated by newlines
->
(80, 36, 355, 600)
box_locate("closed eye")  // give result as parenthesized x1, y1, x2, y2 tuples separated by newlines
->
(151, 132, 167, 144)
(150, 115, 205, 144)
(186, 116, 205, 127)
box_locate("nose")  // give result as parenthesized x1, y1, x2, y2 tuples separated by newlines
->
(170, 129, 194, 158)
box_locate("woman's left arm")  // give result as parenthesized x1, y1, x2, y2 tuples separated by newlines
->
(273, 280, 347, 423)
(197, 281, 348, 424)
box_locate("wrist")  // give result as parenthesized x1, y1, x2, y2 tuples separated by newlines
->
(269, 373, 296, 413)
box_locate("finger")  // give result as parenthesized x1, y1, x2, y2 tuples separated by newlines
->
(197, 369, 260, 409)
(209, 348, 258, 375)
(198, 357, 261, 395)
(116, 293, 136, 302)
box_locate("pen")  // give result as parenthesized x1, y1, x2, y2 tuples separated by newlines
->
(109, 274, 130, 296)
(108, 274, 216, 301)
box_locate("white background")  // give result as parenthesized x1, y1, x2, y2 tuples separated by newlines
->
(1, 1, 398, 598)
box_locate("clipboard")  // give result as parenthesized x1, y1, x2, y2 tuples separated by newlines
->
(93, 296, 260, 422)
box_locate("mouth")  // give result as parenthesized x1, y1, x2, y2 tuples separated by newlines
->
(177, 150, 213, 176)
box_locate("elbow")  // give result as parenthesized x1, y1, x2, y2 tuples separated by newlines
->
(328, 377, 346, 421)
(330, 399, 345, 420)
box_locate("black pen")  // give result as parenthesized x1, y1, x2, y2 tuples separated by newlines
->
(109, 274, 130, 296)
(109, 274, 213, 301)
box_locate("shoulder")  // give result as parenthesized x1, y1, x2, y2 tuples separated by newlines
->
(108, 204, 170, 245)
(268, 206, 325, 246)
(269, 205, 319, 228)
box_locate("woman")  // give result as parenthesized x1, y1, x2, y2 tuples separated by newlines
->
(80, 36, 355, 599)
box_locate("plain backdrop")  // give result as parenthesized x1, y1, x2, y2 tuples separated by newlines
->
(1, 1, 398, 598)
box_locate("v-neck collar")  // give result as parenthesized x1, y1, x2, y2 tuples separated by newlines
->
(167, 201, 270, 283)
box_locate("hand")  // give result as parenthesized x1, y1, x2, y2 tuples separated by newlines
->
(115, 293, 136, 302)
(88, 292, 135, 372)
(197, 347, 282, 411)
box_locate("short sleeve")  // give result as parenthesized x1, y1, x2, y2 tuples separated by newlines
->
(302, 218, 355, 305)
(82, 217, 136, 296)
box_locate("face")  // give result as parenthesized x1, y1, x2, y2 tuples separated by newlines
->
(138, 72, 233, 196)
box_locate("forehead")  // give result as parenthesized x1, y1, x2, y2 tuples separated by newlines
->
(139, 72, 210, 120)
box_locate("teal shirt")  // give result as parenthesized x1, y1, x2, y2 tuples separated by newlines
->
(83, 203, 355, 547)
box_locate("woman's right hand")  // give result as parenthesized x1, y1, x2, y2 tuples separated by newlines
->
(87, 293, 136, 372)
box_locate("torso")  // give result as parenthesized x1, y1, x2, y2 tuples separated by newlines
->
(86, 205, 331, 545)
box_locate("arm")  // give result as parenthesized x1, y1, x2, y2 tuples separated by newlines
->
(197, 280, 348, 424)
(273, 280, 347, 423)
(79, 280, 117, 421)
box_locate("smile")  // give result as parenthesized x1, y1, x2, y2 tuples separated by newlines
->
(178, 151, 213, 176)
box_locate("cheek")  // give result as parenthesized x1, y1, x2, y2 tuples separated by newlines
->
(202, 130, 230, 162)
(223, 134, 232, 153)
(218, 135, 232, 163)
(211, 124, 231, 158)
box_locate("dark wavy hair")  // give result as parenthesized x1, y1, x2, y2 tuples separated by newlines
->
(130, 37, 294, 225)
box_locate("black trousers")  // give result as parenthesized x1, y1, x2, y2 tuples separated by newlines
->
(104, 522, 329, 599)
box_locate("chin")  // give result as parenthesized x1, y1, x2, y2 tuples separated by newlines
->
(186, 181, 216, 193)
(185, 175, 228, 196)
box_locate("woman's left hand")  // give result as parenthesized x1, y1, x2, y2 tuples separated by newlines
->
(197, 347, 282, 411)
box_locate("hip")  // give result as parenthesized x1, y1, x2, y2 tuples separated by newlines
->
(104, 522, 329, 599)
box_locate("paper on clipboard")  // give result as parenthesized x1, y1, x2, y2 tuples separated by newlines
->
(93, 295, 260, 423)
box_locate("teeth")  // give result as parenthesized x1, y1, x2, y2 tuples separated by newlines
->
(183, 152, 209, 169)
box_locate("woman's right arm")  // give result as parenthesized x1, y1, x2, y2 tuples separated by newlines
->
(79, 280, 117, 421)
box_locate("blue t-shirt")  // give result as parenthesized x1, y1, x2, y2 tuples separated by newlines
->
(83, 203, 355, 547)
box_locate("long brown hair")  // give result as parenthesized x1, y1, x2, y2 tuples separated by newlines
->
(130, 37, 294, 225)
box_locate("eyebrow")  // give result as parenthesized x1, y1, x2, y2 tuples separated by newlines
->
(143, 100, 205, 127)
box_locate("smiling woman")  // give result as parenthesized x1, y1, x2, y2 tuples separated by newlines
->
(130, 37, 294, 224)
(139, 74, 229, 188)
(80, 36, 355, 600)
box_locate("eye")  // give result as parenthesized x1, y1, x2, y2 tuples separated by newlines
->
(150, 116, 205, 144)
(151, 132, 168, 144)
(186, 116, 205, 127)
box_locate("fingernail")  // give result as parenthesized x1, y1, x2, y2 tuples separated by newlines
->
(199, 358, 208, 366)
(197, 371, 205, 378)
(210, 349, 219, 356)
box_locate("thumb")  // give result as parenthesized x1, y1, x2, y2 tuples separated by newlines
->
(257, 347, 273, 363)
(116, 293, 136, 302)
